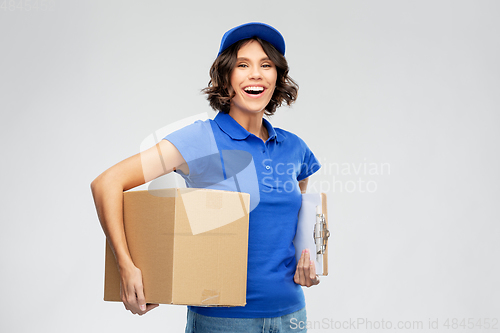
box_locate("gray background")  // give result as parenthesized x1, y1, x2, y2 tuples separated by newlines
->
(1, 0, 499, 332)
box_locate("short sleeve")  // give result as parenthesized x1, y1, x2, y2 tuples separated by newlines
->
(297, 139, 321, 181)
(162, 120, 221, 183)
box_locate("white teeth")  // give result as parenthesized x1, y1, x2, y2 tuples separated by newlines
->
(244, 86, 264, 92)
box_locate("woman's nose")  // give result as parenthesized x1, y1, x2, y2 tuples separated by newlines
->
(248, 66, 262, 79)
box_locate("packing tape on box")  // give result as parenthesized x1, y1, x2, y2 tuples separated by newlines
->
(201, 289, 220, 305)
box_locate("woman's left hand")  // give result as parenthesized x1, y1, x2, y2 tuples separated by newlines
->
(294, 249, 320, 287)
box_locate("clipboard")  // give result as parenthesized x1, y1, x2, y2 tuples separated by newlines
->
(293, 193, 330, 276)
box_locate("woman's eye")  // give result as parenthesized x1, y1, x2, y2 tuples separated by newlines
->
(262, 64, 272, 68)
(238, 64, 248, 68)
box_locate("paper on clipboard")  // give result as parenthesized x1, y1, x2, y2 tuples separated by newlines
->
(293, 193, 329, 276)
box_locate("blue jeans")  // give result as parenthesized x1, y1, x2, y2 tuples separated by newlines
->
(185, 307, 307, 333)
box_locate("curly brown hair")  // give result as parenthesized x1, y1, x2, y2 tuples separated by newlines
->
(202, 37, 298, 116)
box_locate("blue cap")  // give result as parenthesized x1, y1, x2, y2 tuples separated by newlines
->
(217, 22, 286, 56)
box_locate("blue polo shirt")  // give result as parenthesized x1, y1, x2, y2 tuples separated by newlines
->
(163, 112, 321, 318)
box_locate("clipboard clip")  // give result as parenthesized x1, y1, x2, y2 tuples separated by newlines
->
(313, 213, 330, 255)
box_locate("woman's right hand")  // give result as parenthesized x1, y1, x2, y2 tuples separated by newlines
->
(119, 263, 159, 315)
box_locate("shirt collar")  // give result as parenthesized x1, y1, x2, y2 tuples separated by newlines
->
(214, 112, 285, 143)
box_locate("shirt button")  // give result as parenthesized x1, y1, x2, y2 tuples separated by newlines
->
(262, 150, 266, 153)
(265, 165, 270, 170)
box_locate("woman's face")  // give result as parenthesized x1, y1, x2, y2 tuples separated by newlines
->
(229, 40, 277, 115)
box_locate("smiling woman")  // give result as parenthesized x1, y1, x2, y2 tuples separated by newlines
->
(91, 22, 321, 333)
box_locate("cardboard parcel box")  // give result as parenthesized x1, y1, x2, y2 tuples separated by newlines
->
(104, 188, 250, 306)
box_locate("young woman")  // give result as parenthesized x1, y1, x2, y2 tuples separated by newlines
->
(91, 22, 321, 333)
